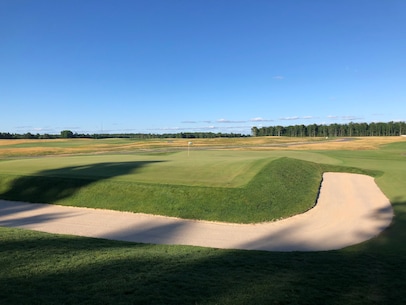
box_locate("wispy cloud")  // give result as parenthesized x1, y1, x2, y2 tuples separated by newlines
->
(327, 115, 363, 121)
(280, 116, 300, 121)
(149, 122, 254, 134)
(217, 118, 246, 123)
(277, 116, 317, 122)
(181, 120, 212, 124)
(32, 127, 54, 132)
(273, 75, 285, 80)
(14, 125, 61, 134)
(250, 117, 273, 122)
(341, 115, 363, 121)
(148, 127, 181, 131)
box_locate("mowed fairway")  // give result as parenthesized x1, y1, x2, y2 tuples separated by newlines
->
(1, 137, 406, 304)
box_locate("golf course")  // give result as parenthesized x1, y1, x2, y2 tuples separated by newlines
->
(1, 136, 405, 304)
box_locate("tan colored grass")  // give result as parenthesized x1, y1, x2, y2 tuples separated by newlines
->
(0, 136, 404, 157)
(285, 137, 406, 150)
(0, 139, 68, 146)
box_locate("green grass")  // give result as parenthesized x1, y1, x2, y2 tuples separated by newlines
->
(0, 150, 375, 222)
(0, 156, 351, 223)
(1, 224, 405, 305)
(0, 151, 275, 187)
(1, 140, 406, 304)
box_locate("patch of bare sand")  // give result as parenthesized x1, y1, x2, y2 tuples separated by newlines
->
(0, 173, 393, 251)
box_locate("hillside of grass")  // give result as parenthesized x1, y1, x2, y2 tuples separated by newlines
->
(0, 157, 371, 223)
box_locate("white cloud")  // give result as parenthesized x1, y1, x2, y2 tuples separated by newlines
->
(280, 116, 300, 121)
(327, 115, 363, 121)
(148, 127, 181, 131)
(15, 125, 33, 129)
(273, 76, 285, 80)
(342, 115, 363, 121)
(250, 117, 273, 122)
(217, 118, 246, 123)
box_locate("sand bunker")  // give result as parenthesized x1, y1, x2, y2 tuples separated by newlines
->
(0, 173, 393, 251)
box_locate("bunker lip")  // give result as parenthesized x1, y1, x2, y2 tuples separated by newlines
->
(0, 173, 393, 251)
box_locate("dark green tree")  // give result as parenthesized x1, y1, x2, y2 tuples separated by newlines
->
(60, 130, 74, 138)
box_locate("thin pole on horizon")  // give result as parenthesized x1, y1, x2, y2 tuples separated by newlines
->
(188, 141, 192, 157)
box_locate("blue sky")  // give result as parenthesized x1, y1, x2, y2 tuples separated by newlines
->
(1, 0, 405, 135)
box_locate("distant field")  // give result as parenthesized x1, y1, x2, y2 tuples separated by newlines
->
(0, 136, 402, 157)
(0, 137, 307, 156)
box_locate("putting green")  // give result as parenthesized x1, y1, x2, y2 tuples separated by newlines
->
(0, 150, 342, 188)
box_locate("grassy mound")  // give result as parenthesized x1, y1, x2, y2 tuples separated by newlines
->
(0, 157, 356, 223)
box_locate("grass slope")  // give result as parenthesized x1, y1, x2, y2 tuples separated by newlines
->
(0, 157, 357, 223)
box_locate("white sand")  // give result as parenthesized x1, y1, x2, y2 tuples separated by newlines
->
(0, 173, 393, 251)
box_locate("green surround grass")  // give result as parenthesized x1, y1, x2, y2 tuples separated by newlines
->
(1, 140, 406, 304)
(0, 157, 351, 223)
(0, 150, 379, 223)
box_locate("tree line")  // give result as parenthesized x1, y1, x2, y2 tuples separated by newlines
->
(1, 121, 404, 140)
(251, 121, 406, 137)
(0, 131, 248, 140)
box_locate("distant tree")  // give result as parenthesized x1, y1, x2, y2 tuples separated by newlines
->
(60, 130, 74, 138)
(250, 121, 405, 137)
(251, 127, 259, 137)
(23, 132, 35, 139)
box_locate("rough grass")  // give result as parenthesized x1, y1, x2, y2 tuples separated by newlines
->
(0, 137, 305, 157)
(1, 222, 405, 305)
(1, 136, 404, 157)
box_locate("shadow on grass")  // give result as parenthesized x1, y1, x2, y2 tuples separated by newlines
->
(0, 201, 405, 304)
(1, 201, 406, 305)
(0, 161, 163, 204)
(0, 163, 405, 303)
(360, 197, 406, 254)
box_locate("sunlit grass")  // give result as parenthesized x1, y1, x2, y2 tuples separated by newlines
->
(1, 136, 404, 157)
(0, 150, 275, 187)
